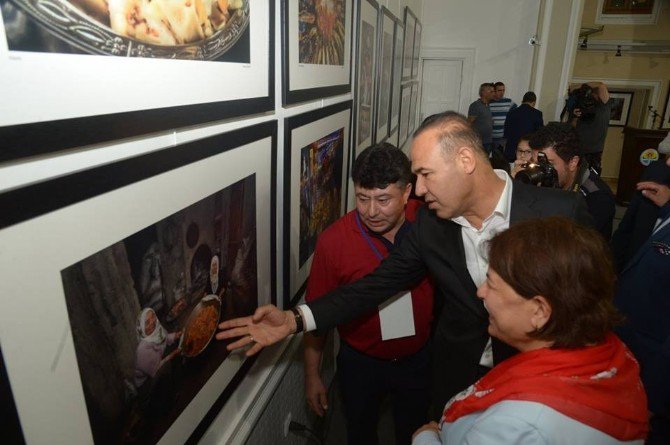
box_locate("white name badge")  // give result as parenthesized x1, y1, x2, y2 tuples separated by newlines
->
(379, 291, 415, 340)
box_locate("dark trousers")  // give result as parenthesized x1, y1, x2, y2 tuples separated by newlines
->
(336, 340, 431, 445)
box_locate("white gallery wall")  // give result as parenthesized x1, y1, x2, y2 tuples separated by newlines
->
(421, 0, 541, 112)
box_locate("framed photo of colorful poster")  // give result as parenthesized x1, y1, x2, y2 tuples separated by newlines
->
(401, 7, 416, 81)
(353, 0, 379, 157)
(397, 83, 412, 149)
(0, 346, 25, 445)
(0, 121, 277, 444)
(0, 0, 274, 163)
(281, 0, 353, 105)
(284, 101, 352, 306)
(389, 17, 404, 138)
(411, 21, 422, 79)
(373, 7, 395, 142)
(409, 82, 419, 134)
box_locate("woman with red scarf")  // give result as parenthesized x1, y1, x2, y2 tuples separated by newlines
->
(413, 217, 648, 444)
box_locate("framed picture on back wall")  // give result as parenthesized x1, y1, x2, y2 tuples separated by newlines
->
(662, 84, 670, 130)
(389, 17, 404, 138)
(353, 0, 380, 158)
(281, 0, 354, 104)
(411, 21, 422, 79)
(398, 83, 412, 150)
(373, 7, 396, 142)
(0, 1, 274, 163)
(401, 7, 417, 81)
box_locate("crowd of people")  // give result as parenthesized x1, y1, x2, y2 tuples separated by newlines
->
(215, 83, 670, 444)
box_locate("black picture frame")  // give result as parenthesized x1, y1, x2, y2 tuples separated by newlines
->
(411, 21, 422, 79)
(389, 16, 405, 138)
(281, 0, 354, 105)
(0, 120, 277, 444)
(352, 0, 380, 157)
(401, 7, 417, 81)
(373, 6, 396, 143)
(284, 101, 352, 307)
(397, 83, 412, 148)
(0, 1, 275, 164)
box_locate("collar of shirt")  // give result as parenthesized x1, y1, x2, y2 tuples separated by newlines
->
(366, 218, 412, 252)
(451, 170, 512, 288)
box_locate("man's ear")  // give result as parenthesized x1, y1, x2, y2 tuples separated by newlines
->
(569, 156, 580, 172)
(402, 183, 412, 204)
(456, 146, 478, 174)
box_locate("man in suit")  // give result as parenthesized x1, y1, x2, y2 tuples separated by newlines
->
(611, 158, 670, 272)
(503, 91, 543, 162)
(614, 154, 670, 445)
(217, 111, 593, 419)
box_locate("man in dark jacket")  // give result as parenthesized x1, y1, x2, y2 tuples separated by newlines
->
(503, 91, 543, 161)
(217, 112, 594, 420)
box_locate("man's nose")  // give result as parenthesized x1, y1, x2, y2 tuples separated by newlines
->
(415, 176, 427, 196)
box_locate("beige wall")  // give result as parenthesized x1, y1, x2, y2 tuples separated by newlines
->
(572, 0, 670, 179)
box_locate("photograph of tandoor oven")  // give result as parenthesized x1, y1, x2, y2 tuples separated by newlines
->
(60, 175, 257, 444)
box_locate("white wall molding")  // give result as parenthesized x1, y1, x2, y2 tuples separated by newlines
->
(570, 77, 663, 129)
(554, 0, 585, 120)
(420, 47, 476, 115)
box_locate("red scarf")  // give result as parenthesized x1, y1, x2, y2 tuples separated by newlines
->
(443, 334, 648, 440)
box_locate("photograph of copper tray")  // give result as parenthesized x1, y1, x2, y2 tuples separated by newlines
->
(6, 0, 249, 59)
(180, 294, 221, 358)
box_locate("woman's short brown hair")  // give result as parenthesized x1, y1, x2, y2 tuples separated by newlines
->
(488, 216, 621, 348)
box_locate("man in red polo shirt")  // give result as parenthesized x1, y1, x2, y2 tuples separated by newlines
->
(303, 143, 433, 445)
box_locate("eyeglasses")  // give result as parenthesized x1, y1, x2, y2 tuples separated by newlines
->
(516, 149, 532, 155)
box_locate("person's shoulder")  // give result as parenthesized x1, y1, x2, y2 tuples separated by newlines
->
(405, 198, 425, 221)
(316, 211, 356, 243)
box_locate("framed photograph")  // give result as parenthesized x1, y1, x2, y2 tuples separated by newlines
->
(353, 0, 379, 156)
(662, 84, 670, 130)
(389, 17, 404, 138)
(373, 7, 395, 142)
(401, 7, 416, 81)
(411, 21, 422, 79)
(284, 101, 352, 306)
(602, 0, 654, 14)
(281, 0, 353, 105)
(0, 1, 274, 163)
(397, 83, 412, 149)
(409, 82, 419, 134)
(0, 346, 25, 444)
(596, 0, 660, 24)
(609, 91, 633, 126)
(0, 121, 277, 444)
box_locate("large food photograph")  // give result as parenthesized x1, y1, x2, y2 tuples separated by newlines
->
(299, 128, 344, 267)
(60, 175, 258, 444)
(0, 0, 250, 60)
(298, 0, 345, 65)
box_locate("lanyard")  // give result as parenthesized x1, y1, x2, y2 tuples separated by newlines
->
(354, 212, 385, 261)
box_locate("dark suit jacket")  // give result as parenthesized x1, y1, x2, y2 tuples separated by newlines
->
(615, 216, 670, 415)
(611, 160, 670, 272)
(308, 181, 593, 418)
(503, 103, 543, 161)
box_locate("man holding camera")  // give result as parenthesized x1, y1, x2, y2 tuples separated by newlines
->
(569, 81, 612, 175)
(529, 122, 615, 239)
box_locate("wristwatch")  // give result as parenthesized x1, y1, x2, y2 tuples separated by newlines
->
(290, 307, 304, 333)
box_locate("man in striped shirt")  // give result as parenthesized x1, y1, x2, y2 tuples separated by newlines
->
(489, 82, 517, 151)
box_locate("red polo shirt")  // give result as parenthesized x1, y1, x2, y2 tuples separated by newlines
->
(305, 200, 433, 359)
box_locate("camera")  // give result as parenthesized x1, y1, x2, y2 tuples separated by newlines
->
(515, 152, 559, 188)
(566, 84, 597, 121)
